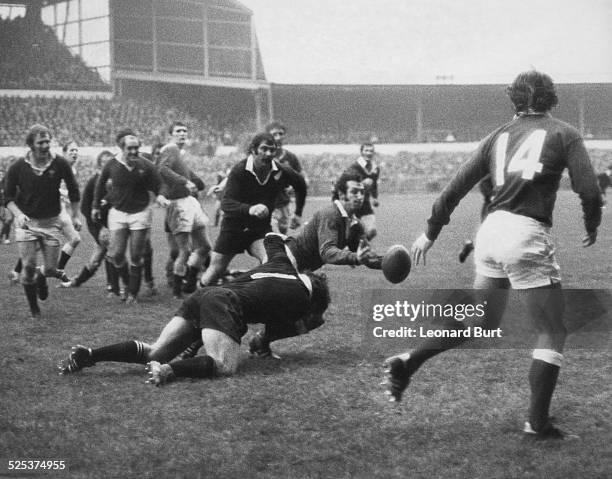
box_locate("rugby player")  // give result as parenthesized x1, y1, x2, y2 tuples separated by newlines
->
(58, 234, 330, 385)
(386, 70, 602, 439)
(4, 124, 81, 318)
(265, 121, 306, 234)
(56, 140, 82, 275)
(334, 143, 381, 241)
(197, 132, 307, 288)
(158, 122, 211, 298)
(0, 166, 13, 244)
(92, 131, 167, 304)
(60, 150, 116, 290)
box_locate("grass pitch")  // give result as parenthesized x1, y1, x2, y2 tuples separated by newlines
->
(1, 193, 611, 479)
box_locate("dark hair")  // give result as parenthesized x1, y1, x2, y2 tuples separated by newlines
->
(168, 121, 187, 135)
(265, 121, 286, 133)
(507, 70, 558, 113)
(333, 170, 363, 196)
(306, 272, 331, 315)
(360, 142, 374, 153)
(25, 124, 51, 147)
(96, 149, 114, 168)
(115, 128, 137, 146)
(62, 140, 77, 153)
(247, 132, 276, 154)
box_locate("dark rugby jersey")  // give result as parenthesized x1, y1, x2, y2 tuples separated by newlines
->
(4, 153, 80, 219)
(93, 156, 161, 214)
(427, 113, 602, 240)
(287, 201, 360, 271)
(158, 143, 204, 200)
(221, 156, 307, 233)
(178, 234, 311, 334)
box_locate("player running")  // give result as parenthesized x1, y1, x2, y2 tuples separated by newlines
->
(387, 70, 602, 439)
(4, 124, 81, 318)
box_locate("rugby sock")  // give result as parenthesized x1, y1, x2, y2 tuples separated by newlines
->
(143, 247, 153, 283)
(58, 244, 75, 270)
(74, 266, 95, 287)
(106, 260, 119, 294)
(117, 263, 129, 288)
(128, 265, 143, 296)
(15, 258, 22, 274)
(91, 340, 147, 363)
(173, 275, 184, 297)
(169, 355, 216, 378)
(403, 321, 470, 375)
(183, 267, 199, 293)
(528, 350, 563, 431)
(23, 284, 39, 315)
(1, 221, 11, 238)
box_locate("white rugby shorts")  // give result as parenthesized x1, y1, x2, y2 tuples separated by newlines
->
(108, 207, 153, 231)
(474, 210, 561, 289)
(166, 196, 209, 234)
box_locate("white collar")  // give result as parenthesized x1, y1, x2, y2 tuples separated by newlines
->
(333, 199, 349, 218)
(115, 152, 135, 171)
(25, 151, 54, 174)
(357, 156, 374, 171)
(245, 154, 278, 185)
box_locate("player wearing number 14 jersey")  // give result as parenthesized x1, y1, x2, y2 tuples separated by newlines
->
(388, 70, 602, 439)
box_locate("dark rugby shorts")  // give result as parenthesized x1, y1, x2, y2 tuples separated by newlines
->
(213, 227, 269, 256)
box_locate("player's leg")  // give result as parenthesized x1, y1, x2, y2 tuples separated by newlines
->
(247, 238, 267, 264)
(147, 328, 240, 386)
(38, 231, 61, 294)
(126, 227, 149, 302)
(59, 316, 199, 374)
(107, 227, 129, 298)
(142, 232, 157, 296)
(172, 231, 192, 298)
(183, 225, 212, 294)
(384, 279, 510, 402)
(17, 239, 41, 317)
(198, 252, 234, 287)
(520, 282, 566, 438)
(57, 213, 81, 274)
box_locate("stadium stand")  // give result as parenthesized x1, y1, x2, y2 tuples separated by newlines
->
(0, 16, 108, 91)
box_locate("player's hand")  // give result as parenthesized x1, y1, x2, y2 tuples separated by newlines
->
(185, 180, 198, 194)
(361, 253, 383, 270)
(290, 215, 301, 230)
(362, 178, 374, 188)
(357, 239, 371, 259)
(371, 198, 379, 208)
(72, 216, 82, 231)
(410, 232, 434, 266)
(582, 230, 597, 247)
(249, 204, 269, 219)
(91, 208, 101, 222)
(156, 195, 170, 207)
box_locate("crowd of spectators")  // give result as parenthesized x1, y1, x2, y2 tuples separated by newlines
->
(4, 148, 610, 196)
(0, 16, 108, 91)
(0, 95, 254, 149)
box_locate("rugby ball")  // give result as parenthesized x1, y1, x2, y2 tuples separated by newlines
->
(382, 245, 411, 283)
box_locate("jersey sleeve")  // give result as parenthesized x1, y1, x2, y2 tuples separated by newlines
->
(426, 141, 491, 240)
(565, 137, 602, 233)
(279, 163, 307, 216)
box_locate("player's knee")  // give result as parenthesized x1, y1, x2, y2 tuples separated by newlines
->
(213, 358, 238, 376)
(23, 263, 37, 282)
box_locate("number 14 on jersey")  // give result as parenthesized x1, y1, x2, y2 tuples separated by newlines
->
(494, 129, 546, 186)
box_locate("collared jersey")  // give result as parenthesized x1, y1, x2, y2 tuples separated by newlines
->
(157, 143, 204, 200)
(93, 155, 161, 214)
(426, 113, 602, 240)
(287, 200, 361, 271)
(221, 155, 307, 233)
(4, 153, 80, 219)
